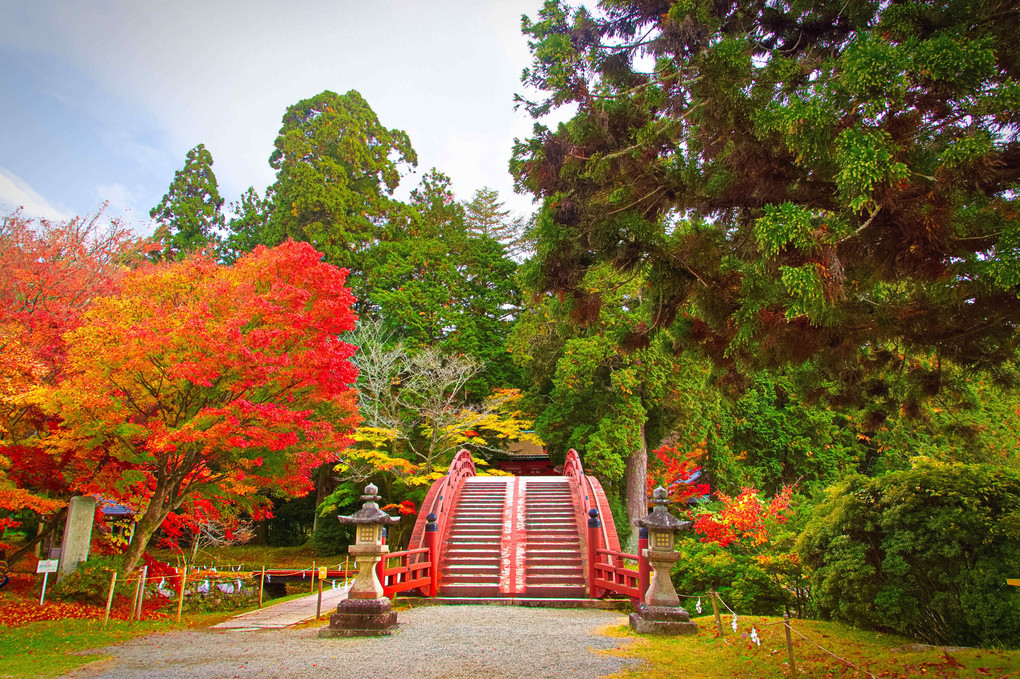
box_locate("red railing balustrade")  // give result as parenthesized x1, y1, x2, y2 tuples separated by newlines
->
(403, 449, 477, 596)
(377, 547, 432, 598)
(566, 448, 649, 604)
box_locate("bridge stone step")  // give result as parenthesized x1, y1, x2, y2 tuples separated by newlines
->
(445, 563, 501, 571)
(527, 556, 582, 566)
(440, 584, 501, 597)
(526, 568, 585, 577)
(522, 585, 587, 598)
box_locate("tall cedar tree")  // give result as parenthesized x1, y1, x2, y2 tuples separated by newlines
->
(364, 170, 523, 395)
(266, 90, 417, 308)
(464, 187, 529, 258)
(34, 241, 360, 572)
(512, 0, 1020, 410)
(150, 144, 225, 260)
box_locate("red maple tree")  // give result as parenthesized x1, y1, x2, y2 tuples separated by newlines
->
(693, 486, 794, 548)
(645, 443, 710, 505)
(34, 240, 361, 571)
(0, 209, 148, 553)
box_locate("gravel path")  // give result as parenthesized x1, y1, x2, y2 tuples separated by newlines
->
(63, 605, 640, 679)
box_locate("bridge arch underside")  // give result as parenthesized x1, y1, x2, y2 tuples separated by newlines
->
(408, 454, 622, 599)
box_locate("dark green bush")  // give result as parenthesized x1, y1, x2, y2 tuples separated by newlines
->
(53, 554, 123, 606)
(311, 513, 353, 556)
(797, 459, 1020, 647)
(671, 538, 794, 616)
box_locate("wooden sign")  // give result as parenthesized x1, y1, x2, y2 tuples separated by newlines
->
(319, 566, 328, 580)
(35, 559, 59, 574)
(1007, 579, 1020, 587)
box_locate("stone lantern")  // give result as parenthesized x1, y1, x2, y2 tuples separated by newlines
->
(630, 486, 698, 635)
(320, 483, 401, 638)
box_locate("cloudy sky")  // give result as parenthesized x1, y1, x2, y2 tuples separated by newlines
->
(0, 0, 556, 233)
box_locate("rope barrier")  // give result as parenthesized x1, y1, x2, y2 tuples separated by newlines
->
(693, 589, 879, 678)
(789, 623, 879, 678)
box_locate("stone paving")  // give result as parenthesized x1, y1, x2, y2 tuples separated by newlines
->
(211, 581, 352, 630)
(64, 604, 638, 679)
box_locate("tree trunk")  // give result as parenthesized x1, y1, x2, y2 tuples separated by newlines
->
(623, 423, 649, 553)
(312, 463, 336, 534)
(121, 499, 170, 573)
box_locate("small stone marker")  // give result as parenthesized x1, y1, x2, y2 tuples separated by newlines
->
(58, 496, 96, 580)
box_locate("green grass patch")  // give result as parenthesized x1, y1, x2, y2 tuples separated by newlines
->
(0, 581, 323, 678)
(149, 544, 330, 569)
(0, 614, 227, 679)
(599, 615, 1020, 678)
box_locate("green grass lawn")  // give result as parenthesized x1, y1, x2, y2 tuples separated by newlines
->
(599, 614, 1020, 678)
(148, 543, 346, 570)
(0, 570, 318, 679)
(0, 615, 224, 679)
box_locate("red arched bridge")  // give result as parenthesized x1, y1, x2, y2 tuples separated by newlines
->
(372, 450, 653, 602)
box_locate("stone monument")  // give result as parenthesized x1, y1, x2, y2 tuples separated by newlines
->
(320, 483, 401, 637)
(629, 486, 698, 635)
(57, 496, 96, 581)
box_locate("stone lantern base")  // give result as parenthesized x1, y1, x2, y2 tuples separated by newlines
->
(319, 597, 398, 637)
(629, 602, 699, 635)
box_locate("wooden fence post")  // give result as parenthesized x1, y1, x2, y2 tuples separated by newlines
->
(258, 565, 265, 608)
(129, 573, 141, 623)
(784, 614, 797, 673)
(316, 571, 324, 620)
(103, 571, 117, 628)
(176, 565, 188, 623)
(135, 565, 147, 620)
(710, 588, 723, 635)
(310, 561, 316, 594)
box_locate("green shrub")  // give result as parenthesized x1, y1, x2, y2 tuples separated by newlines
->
(729, 562, 787, 615)
(797, 459, 1020, 647)
(671, 538, 791, 615)
(52, 555, 122, 606)
(311, 514, 353, 556)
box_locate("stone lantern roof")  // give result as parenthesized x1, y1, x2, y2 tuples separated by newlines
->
(337, 483, 401, 526)
(635, 486, 692, 531)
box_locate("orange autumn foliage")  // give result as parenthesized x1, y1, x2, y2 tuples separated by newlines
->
(0, 209, 149, 546)
(34, 240, 361, 570)
(693, 486, 794, 548)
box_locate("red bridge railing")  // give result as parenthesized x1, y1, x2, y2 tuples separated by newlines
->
(377, 547, 432, 597)
(563, 449, 649, 603)
(402, 449, 477, 596)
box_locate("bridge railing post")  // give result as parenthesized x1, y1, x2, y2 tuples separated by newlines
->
(638, 525, 650, 600)
(587, 508, 601, 598)
(375, 527, 387, 588)
(425, 512, 439, 597)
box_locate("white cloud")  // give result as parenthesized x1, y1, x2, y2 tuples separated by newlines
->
(0, 167, 72, 221)
(2, 0, 559, 222)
